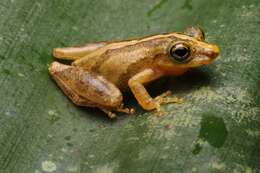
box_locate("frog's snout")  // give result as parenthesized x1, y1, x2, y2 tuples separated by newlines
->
(209, 44, 220, 59)
(203, 44, 220, 59)
(196, 43, 220, 60)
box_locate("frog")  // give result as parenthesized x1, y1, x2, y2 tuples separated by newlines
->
(49, 26, 219, 118)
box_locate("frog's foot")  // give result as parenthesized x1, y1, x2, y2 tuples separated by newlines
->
(153, 91, 183, 117)
(116, 104, 136, 115)
(154, 104, 164, 117)
(101, 109, 117, 119)
(101, 105, 135, 119)
(116, 108, 135, 115)
(155, 91, 184, 105)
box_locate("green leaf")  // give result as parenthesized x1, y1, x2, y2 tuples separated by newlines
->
(0, 0, 259, 173)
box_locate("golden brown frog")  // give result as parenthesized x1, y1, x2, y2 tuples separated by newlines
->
(49, 26, 219, 118)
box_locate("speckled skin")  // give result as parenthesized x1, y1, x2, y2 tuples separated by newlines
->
(49, 27, 219, 118)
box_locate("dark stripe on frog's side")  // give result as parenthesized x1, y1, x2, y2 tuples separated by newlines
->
(95, 37, 174, 90)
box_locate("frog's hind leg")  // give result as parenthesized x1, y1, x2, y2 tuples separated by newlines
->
(53, 42, 108, 60)
(49, 61, 133, 118)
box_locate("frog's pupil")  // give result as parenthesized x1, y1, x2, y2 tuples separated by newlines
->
(175, 47, 188, 57)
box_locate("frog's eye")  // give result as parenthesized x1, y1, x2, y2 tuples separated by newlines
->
(170, 43, 191, 63)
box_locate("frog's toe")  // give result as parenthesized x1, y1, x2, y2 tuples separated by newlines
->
(101, 109, 117, 119)
(116, 104, 136, 114)
(160, 97, 184, 104)
(155, 105, 166, 117)
(155, 90, 183, 105)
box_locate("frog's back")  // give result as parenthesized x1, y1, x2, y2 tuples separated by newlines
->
(97, 38, 171, 90)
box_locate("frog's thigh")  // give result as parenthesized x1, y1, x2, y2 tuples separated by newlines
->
(53, 42, 108, 60)
(49, 62, 123, 109)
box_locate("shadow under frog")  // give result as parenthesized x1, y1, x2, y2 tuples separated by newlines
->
(147, 67, 213, 99)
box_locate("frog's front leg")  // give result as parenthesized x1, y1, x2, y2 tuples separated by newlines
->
(53, 42, 108, 60)
(49, 62, 133, 118)
(128, 69, 182, 112)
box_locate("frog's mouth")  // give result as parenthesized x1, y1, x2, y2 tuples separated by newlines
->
(190, 55, 216, 67)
